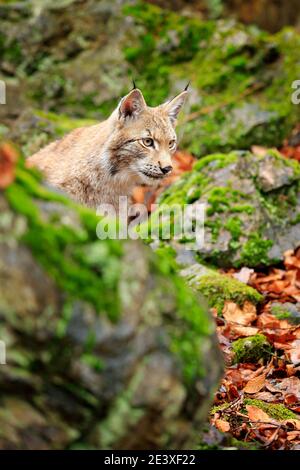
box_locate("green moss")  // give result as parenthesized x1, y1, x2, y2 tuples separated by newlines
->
(271, 304, 300, 325)
(186, 270, 262, 315)
(152, 246, 214, 385)
(239, 232, 274, 267)
(232, 334, 273, 364)
(244, 399, 298, 421)
(5, 159, 122, 322)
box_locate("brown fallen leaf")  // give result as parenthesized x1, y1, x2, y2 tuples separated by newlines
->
(287, 431, 300, 441)
(215, 419, 230, 433)
(252, 391, 279, 402)
(246, 405, 273, 423)
(223, 300, 257, 326)
(284, 419, 300, 431)
(289, 340, 300, 365)
(244, 373, 266, 394)
(246, 405, 270, 422)
(232, 325, 259, 337)
(275, 376, 300, 400)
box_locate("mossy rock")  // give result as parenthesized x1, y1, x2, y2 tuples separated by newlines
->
(271, 302, 300, 325)
(154, 150, 300, 268)
(180, 263, 262, 315)
(0, 151, 223, 450)
(232, 334, 273, 363)
(1, 1, 299, 155)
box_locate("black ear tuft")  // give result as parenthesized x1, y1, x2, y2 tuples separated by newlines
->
(132, 79, 137, 90)
(184, 81, 190, 91)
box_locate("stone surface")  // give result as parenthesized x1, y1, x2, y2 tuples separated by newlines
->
(0, 158, 223, 450)
(156, 150, 300, 268)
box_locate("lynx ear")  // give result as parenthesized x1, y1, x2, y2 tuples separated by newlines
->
(163, 90, 188, 125)
(118, 89, 146, 120)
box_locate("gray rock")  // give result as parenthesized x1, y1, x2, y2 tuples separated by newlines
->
(156, 150, 300, 268)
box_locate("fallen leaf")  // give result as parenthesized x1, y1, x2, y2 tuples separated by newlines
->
(0, 142, 18, 189)
(223, 301, 257, 326)
(275, 377, 300, 400)
(215, 419, 230, 433)
(231, 325, 259, 337)
(289, 340, 300, 365)
(246, 405, 272, 422)
(244, 373, 266, 394)
(252, 391, 279, 402)
(284, 419, 300, 431)
(287, 431, 300, 441)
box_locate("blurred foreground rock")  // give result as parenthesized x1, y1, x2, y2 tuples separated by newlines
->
(0, 155, 223, 450)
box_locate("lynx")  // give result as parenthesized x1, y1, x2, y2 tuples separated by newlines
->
(27, 87, 188, 209)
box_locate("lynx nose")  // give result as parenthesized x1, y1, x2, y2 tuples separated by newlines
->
(161, 165, 173, 175)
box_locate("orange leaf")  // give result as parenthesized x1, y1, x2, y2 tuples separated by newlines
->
(244, 373, 266, 394)
(0, 142, 18, 189)
(232, 325, 259, 337)
(246, 405, 272, 422)
(215, 419, 230, 433)
(223, 301, 257, 326)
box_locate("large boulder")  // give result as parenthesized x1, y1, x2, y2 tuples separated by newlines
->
(155, 150, 300, 268)
(0, 1, 299, 156)
(0, 153, 223, 450)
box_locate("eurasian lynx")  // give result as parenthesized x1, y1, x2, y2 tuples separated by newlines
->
(27, 87, 188, 209)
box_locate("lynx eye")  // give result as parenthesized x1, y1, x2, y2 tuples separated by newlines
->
(142, 138, 154, 148)
(169, 140, 176, 149)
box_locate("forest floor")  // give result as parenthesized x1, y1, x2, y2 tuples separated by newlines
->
(132, 129, 300, 450)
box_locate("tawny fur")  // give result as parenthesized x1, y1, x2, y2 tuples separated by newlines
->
(27, 89, 187, 209)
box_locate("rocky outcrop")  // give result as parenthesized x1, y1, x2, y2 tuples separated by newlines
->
(156, 150, 300, 268)
(0, 155, 223, 450)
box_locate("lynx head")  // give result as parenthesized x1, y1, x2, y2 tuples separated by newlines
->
(107, 87, 188, 185)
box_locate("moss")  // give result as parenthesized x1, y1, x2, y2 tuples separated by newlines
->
(186, 270, 262, 315)
(5, 159, 122, 322)
(271, 304, 300, 325)
(152, 246, 214, 385)
(232, 334, 273, 364)
(244, 399, 298, 421)
(239, 232, 274, 267)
